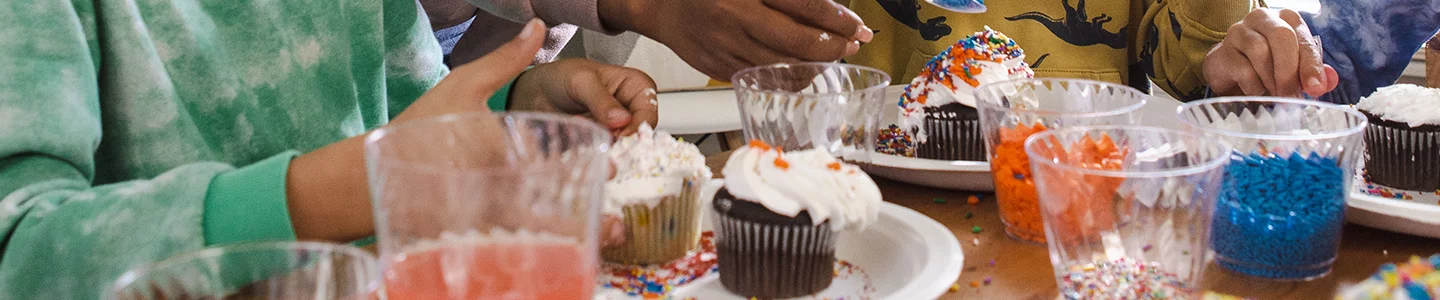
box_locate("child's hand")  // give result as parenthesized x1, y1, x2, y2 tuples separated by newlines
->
(598, 0, 871, 80)
(1204, 8, 1340, 98)
(509, 59, 659, 136)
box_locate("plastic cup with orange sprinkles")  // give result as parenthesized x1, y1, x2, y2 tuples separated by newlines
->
(974, 79, 1147, 244)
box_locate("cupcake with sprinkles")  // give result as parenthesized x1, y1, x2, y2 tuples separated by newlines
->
(893, 26, 1033, 161)
(1336, 254, 1440, 300)
(713, 140, 882, 298)
(602, 123, 722, 265)
(1355, 84, 1440, 204)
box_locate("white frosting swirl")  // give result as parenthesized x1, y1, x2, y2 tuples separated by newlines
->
(720, 143, 883, 231)
(1356, 84, 1440, 127)
(898, 58, 1032, 142)
(604, 123, 712, 215)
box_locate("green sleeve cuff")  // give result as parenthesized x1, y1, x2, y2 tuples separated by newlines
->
(487, 76, 515, 112)
(203, 151, 302, 246)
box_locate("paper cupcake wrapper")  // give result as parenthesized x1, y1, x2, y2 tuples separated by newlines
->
(602, 181, 703, 265)
(916, 118, 986, 161)
(1364, 124, 1440, 191)
(713, 210, 837, 298)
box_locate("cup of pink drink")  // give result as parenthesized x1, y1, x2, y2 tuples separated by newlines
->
(366, 112, 611, 299)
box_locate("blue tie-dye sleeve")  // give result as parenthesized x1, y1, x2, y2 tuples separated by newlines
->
(1305, 0, 1440, 104)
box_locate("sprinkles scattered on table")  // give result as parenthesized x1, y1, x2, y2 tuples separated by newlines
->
(599, 232, 719, 298)
(1059, 258, 1193, 300)
(876, 124, 915, 157)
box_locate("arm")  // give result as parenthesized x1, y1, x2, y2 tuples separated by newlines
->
(419, 0, 477, 30)
(1305, 0, 1440, 103)
(0, 2, 295, 299)
(464, 0, 613, 33)
(1136, 0, 1260, 101)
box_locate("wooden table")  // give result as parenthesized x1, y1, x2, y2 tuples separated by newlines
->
(705, 152, 1440, 300)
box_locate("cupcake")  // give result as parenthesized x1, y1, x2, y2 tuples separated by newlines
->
(602, 123, 721, 265)
(1354, 84, 1440, 195)
(894, 26, 1034, 161)
(1335, 255, 1440, 300)
(713, 140, 882, 298)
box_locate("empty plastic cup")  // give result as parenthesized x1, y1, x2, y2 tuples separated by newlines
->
(1025, 125, 1230, 300)
(108, 242, 379, 300)
(1177, 97, 1367, 280)
(365, 112, 611, 299)
(975, 79, 1148, 243)
(732, 62, 891, 162)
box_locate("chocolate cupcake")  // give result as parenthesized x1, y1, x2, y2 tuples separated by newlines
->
(1354, 84, 1440, 192)
(602, 123, 721, 265)
(713, 141, 882, 298)
(896, 27, 1033, 161)
(916, 103, 985, 160)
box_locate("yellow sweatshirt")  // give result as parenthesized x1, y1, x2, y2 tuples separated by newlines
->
(846, 0, 1261, 100)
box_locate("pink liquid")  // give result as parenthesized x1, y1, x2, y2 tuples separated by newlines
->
(384, 242, 595, 299)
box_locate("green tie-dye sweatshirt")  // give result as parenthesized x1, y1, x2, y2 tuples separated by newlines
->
(0, 0, 474, 297)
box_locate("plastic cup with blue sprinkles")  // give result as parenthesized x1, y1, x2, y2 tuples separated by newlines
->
(1177, 97, 1367, 281)
(1025, 125, 1231, 299)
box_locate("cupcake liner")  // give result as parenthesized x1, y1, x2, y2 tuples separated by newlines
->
(916, 118, 986, 161)
(1364, 124, 1440, 191)
(602, 180, 704, 265)
(713, 209, 837, 298)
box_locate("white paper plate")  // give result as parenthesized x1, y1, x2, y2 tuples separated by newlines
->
(860, 85, 1185, 191)
(1346, 191, 1440, 239)
(596, 202, 964, 299)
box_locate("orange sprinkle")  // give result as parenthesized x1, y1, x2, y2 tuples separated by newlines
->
(967, 195, 980, 205)
(827, 162, 843, 171)
(970, 281, 981, 288)
(747, 140, 771, 151)
(773, 158, 790, 170)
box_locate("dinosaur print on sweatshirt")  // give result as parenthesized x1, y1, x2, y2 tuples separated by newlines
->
(1005, 0, 1127, 49)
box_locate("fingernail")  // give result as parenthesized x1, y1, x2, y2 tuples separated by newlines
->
(606, 109, 631, 127)
(844, 41, 860, 56)
(518, 19, 542, 39)
(856, 25, 875, 43)
(1304, 78, 1322, 89)
(641, 88, 656, 98)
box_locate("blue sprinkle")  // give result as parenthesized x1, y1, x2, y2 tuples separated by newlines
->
(1212, 151, 1348, 279)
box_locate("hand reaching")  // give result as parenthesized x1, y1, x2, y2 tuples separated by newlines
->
(600, 0, 873, 80)
(1204, 8, 1340, 98)
(509, 59, 659, 136)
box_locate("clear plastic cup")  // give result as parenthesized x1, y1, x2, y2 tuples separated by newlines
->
(732, 62, 891, 162)
(108, 242, 379, 300)
(1025, 125, 1231, 300)
(974, 79, 1148, 243)
(365, 112, 611, 299)
(1177, 97, 1367, 280)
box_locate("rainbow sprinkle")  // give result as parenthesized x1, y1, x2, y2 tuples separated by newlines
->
(597, 232, 877, 299)
(1059, 258, 1194, 300)
(1341, 254, 1440, 300)
(1357, 169, 1440, 205)
(876, 124, 915, 157)
(598, 232, 719, 298)
(899, 26, 1027, 113)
